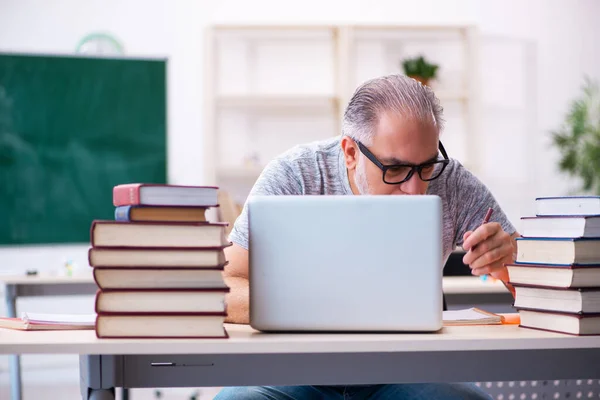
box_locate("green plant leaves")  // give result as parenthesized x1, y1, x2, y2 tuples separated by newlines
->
(401, 55, 439, 80)
(552, 77, 600, 195)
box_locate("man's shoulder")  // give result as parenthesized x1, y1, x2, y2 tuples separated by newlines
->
(271, 136, 341, 173)
(428, 157, 483, 197)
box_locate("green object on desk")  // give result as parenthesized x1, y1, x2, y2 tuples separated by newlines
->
(0, 53, 167, 245)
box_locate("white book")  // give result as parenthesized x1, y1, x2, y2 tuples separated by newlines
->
(443, 308, 503, 326)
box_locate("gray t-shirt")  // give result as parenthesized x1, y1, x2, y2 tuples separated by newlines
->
(229, 136, 516, 266)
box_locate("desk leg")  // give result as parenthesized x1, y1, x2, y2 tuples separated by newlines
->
(79, 355, 117, 400)
(5, 285, 22, 400)
(88, 390, 116, 400)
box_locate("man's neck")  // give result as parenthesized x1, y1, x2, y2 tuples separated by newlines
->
(347, 168, 360, 195)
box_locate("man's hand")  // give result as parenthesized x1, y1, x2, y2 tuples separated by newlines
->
(222, 243, 251, 324)
(462, 222, 516, 283)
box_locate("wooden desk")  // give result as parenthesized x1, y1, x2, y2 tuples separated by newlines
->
(0, 275, 512, 400)
(1, 274, 97, 400)
(0, 275, 511, 400)
(1, 324, 599, 400)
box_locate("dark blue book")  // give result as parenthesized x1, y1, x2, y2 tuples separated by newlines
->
(535, 196, 600, 216)
(516, 237, 600, 265)
(506, 262, 600, 288)
(115, 205, 133, 221)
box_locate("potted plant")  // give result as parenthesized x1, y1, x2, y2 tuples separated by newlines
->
(551, 77, 600, 195)
(401, 55, 439, 86)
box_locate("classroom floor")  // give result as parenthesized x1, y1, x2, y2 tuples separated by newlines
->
(2, 381, 600, 400)
(0, 385, 223, 400)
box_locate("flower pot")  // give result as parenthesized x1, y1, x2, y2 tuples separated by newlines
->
(408, 75, 430, 86)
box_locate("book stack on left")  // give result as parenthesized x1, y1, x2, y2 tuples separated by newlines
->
(506, 196, 600, 336)
(89, 183, 231, 339)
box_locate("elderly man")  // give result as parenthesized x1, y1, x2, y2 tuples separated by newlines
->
(216, 74, 519, 399)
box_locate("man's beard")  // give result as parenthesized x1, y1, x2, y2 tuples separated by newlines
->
(354, 155, 371, 195)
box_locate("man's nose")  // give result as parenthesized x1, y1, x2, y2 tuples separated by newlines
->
(398, 171, 422, 195)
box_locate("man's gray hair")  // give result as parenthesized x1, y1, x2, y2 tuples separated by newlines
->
(342, 74, 444, 145)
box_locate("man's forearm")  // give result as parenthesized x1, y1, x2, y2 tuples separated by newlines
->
(224, 276, 250, 324)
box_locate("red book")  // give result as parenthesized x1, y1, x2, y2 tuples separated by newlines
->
(92, 267, 228, 290)
(90, 220, 230, 248)
(517, 308, 600, 336)
(95, 312, 229, 338)
(94, 288, 229, 314)
(113, 183, 218, 207)
(88, 246, 230, 268)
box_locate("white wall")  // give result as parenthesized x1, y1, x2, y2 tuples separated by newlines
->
(0, 0, 599, 385)
(1, 0, 599, 270)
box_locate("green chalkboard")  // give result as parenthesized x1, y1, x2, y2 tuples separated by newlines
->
(0, 53, 167, 245)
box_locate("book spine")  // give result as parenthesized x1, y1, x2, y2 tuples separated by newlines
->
(92, 269, 103, 290)
(90, 221, 97, 247)
(113, 184, 141, 206)
(114, 206, 132, 221)
(97, 287, 231, 293)
(94, 289, 101, 314)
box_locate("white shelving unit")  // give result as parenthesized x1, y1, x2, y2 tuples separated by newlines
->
(204, 24, 480, 206)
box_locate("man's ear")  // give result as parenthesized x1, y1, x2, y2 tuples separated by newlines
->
(340, 136, 359, 170)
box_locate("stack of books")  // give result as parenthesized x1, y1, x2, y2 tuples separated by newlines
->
(88, 183, 231, 339)
(506, 196, 600, 335)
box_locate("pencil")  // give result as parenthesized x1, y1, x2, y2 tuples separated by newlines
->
(483, 207, 494, 224)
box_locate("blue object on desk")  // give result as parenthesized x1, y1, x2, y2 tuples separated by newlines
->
(115, 205, 133, 221)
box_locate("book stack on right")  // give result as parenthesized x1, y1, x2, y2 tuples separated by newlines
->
(507, 196, 600, 336)
(89, 183, 231, 339)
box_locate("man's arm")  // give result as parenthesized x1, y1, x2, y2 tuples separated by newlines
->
(450, 162, 519, 295)
(223, 243, 250, 324)
(221, 156, 303, 324)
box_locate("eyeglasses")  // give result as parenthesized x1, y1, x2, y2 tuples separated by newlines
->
(355, 140, 450, 185)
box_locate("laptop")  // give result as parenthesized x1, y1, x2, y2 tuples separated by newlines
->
(247, 195, 443, 332)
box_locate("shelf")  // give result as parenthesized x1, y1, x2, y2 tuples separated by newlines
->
(430, 90, 469, 101)
(216, 95, 338, 109)
(216, 92, 463, 109)
(207, 24, 480, 194)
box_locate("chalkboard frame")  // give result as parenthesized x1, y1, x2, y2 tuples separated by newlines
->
(0, 52, 168, 245)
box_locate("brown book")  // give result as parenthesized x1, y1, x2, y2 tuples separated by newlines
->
(517, 308, 600, 336)
(116, 205, 210, 222)
(94, 288, 229, 314)
(95, 313, 228, 338)
(90, 221, 230, 248)
(93, 267, 227, 290)
(513, 284, 600, 314)
(88, 247, 229, 268)
(506, 263, 600, 288)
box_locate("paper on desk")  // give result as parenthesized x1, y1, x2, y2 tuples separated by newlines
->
(443, 307, 504, 326)
(22, 312, 96, 326)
